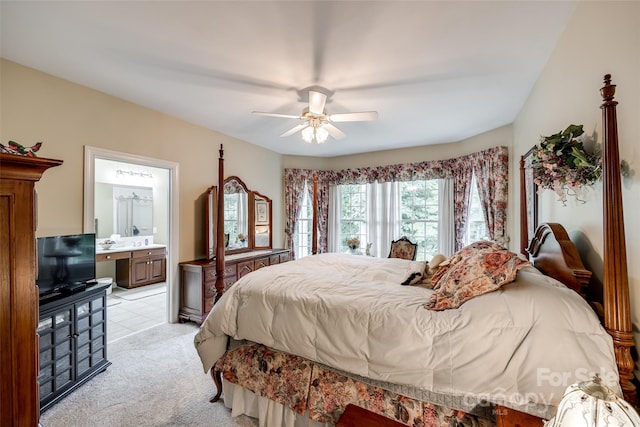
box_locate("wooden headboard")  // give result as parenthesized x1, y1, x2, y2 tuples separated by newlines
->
(519, 75, 637, 404)
(527, 223, 592, 298)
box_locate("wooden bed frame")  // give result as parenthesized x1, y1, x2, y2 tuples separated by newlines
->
(519, 74, 636, 406)
(209, 74, 636, 423)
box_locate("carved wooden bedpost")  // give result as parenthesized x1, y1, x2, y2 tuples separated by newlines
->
(600, 74, 637, 404)
(215, 144, 226, 302)
(519, 155, 528, 257)
(312, 174, 318, 255)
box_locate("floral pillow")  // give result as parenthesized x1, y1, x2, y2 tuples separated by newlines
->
(425, 243, 531, 311)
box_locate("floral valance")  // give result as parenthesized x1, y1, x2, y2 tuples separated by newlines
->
(224, 179, 246, 194)
(285, 146, 508, 187)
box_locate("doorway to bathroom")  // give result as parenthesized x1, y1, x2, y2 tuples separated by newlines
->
(83, 146, 179, 341)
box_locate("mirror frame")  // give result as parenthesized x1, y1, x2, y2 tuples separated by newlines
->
(204, 176, 273, 259)
(204, 185, 217, 260)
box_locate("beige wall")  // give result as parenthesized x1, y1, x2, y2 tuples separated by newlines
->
(1, 59, 284, 256)
(1, 59, 284, 320)
(512, 1, 640, 361)
(285, 125, 512, 171)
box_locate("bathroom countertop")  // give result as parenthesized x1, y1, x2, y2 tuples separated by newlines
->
(96, 243, 166, 255)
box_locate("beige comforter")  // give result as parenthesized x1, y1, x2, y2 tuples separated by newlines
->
(194, 253, 619, 413)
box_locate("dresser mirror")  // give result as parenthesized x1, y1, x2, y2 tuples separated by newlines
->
(252, 191, 272, 249)
(223, 176, 250, 254)
(204, 176, 272, 259)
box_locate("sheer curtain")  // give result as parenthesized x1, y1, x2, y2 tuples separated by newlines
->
(366, 181, 400, 258)
(237, 193, 248, 236)
(438, 179, 455, 257)
(327, 185, 342, 253)
(328, 182, 400, 257)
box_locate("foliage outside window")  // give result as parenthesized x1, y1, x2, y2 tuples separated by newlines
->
(400, 180, 439, 260)
(223, 193, 239, 238)
(340, 184, 367, 252)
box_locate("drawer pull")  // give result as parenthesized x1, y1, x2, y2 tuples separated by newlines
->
(106, 255, 111, 259)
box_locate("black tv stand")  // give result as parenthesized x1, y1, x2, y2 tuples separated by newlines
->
(61, 282, 87, 294)
(37, 282, 111, 413)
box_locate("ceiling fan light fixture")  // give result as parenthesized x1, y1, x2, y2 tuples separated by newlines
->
(315, 126, 329, 144)
(253, 88, 377, 144)
(301, 126, 314, 143)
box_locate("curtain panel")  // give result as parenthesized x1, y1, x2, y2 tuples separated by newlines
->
(284, 146, 508, 256)
(283, 169, 313, 259)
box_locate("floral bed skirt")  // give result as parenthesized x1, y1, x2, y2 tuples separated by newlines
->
(215, 343, 495, 426)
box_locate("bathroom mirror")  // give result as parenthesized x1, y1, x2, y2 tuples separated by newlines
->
(223, 176, 250, 254)
(94, 184, 153, 238)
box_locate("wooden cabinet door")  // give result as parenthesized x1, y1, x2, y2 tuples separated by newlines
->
(148, 256, 166, 282)
(130, 257, 150, 286)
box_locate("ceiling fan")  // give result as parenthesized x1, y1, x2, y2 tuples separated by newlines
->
(253, 89, 378, 144)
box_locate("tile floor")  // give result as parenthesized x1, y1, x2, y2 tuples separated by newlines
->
(106, 282, 167, 343)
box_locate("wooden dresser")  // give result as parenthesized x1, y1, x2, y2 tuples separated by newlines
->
(0, 153, 62, 426)
(178, 249, 290, 324)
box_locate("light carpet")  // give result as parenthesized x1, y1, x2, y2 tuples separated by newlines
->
(39, 322, 257, 427)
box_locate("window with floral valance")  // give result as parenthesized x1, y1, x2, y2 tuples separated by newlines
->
(284, 146, 508, 259)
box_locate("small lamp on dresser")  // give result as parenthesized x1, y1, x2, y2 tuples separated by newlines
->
(545, 375, 640, 426)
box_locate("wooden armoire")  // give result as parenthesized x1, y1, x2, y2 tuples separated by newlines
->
(1, 153, 62, 426)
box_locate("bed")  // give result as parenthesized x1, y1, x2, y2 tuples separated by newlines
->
(194, 75, 636, 426)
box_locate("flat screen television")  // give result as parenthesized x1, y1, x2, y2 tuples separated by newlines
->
(36, 233, 96, 298)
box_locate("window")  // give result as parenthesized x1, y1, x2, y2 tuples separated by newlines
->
(223, 193, 239, 238)
(294, 177, 490, 259)
(465, 175, 489, 245)
(400, 180, 439, 260)
(294, 183, 314, 258)
(333, 180, 442, 260)
(339, 184, 367, 252)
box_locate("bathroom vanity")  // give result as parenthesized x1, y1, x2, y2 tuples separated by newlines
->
(96, 244, 166, 289)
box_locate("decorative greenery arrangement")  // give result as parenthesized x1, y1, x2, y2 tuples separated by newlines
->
(0, 140, 43, 157)
(530, 124, 601, 203)
(346, 237, 360, 250)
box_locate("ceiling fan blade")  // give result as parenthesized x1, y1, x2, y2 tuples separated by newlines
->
(308, 91, 327, 115)
(280, 124, 308, 137)
(323, 123, 346, 140)
(327, 111, 378, 122)
(253, 111, 302, 119)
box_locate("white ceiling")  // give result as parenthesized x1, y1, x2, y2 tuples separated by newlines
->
(1, 1, 576, 157)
